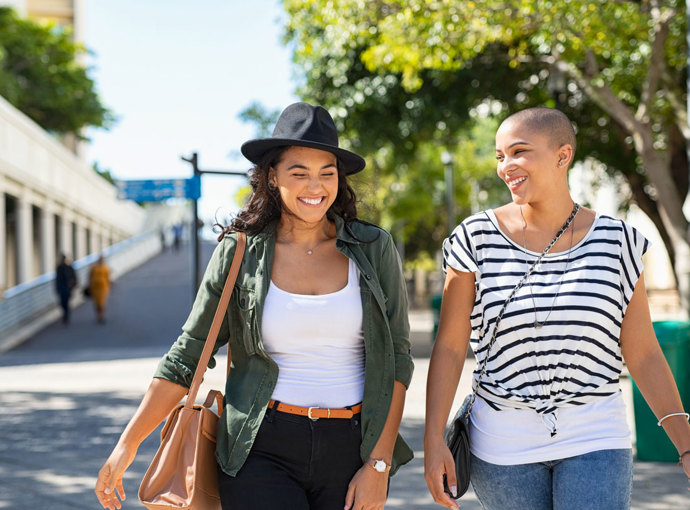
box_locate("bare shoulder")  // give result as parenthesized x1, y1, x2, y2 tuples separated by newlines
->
(492, 203, 519, 232)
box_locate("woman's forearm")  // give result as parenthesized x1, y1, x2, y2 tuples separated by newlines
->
(368, 380, 407, 464)
(621, 275, 690, 455)
(425, 341, 466, 443)
(118, 377, 188, 448)
(626, 348, 690, 454)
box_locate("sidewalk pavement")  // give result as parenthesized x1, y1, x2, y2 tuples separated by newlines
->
(0, 245, 688, 509)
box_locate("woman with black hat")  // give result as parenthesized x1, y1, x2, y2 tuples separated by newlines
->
(95, 102, 414, 510)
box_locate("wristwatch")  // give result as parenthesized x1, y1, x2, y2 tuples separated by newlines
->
(367, 458, 391, 473)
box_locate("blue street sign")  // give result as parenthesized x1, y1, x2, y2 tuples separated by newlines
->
(116, 176, 201, 202)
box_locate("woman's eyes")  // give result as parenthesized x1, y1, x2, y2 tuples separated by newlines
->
(290, 171, 336, 177)
(496, 149, 527, 161)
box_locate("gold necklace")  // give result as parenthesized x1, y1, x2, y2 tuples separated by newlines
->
(520, 205, 579, 329)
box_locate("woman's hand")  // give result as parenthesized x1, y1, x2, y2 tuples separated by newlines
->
(95, 442, 137, 510)
(344, 464, 389, 510)
(424, 437, 459, 509)
(682, 453, 690, 486)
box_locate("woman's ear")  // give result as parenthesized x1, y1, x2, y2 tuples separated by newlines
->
(557, 144, 574, 168)
(268, 168, 277, 188)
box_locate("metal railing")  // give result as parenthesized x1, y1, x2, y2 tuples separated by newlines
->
(0, 231, 161, 342)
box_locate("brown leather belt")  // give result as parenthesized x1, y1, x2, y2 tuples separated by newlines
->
(268, 399, 362, 421)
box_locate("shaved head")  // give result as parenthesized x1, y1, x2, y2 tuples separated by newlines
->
(502, 107, 576, 156)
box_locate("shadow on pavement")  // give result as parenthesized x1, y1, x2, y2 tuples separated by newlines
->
(0, 390, 159, 509)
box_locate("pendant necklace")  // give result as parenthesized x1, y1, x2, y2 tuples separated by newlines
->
(520, 205, 578, 329)
(305, 235, 331, 255)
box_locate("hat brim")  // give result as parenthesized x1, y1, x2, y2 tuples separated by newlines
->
(241, 138, 366, 175)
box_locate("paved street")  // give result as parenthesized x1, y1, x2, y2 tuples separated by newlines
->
(0, 243, 688, 509)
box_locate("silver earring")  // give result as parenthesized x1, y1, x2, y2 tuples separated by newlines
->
(558, 161, 563, 166)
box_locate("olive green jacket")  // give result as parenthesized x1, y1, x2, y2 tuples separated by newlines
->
(154, 215, 415, 476)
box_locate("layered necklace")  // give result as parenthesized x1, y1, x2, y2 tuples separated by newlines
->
(520, 203, 580, 329)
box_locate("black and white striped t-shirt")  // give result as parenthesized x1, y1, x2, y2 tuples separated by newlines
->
(443, 210, 649, 424)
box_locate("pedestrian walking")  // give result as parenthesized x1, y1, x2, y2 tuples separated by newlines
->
(95, 102, 414, 510)
(424, 107, 690, 510)
(159, 228, 166, 251)
(55, 253, 77, 324)
(88, 255, 111, 324)
(172, 223, 182, 251)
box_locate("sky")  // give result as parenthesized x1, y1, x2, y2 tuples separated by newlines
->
(82, 0, 298, 225)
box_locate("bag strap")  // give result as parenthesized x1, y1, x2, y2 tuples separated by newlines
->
(464, 204, 580, 417)
(185, 231, 247, 408)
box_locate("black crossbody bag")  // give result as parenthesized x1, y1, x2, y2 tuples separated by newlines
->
(444, 204, 579, 499)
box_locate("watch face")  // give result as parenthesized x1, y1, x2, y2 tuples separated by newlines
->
(374, 460, 386, 472)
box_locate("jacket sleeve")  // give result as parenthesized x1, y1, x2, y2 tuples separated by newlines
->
(378, 232, 414, 389)
(153, 234, 237, 388)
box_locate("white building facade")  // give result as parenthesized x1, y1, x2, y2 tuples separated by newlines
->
(0, 95, 144, 291)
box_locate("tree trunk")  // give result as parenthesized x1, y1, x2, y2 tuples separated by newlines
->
(624, 171, 677, 285)
(639, 150, 690, 316)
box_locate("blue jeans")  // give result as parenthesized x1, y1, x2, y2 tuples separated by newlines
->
(470, 449, 633, 510)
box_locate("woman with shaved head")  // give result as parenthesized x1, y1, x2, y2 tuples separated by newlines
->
(424, 107, 690, 509)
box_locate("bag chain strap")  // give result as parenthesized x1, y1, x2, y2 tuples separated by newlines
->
(463, 203, 580, 418)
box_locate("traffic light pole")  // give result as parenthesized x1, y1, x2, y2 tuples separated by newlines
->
(181, 152, 247, 299)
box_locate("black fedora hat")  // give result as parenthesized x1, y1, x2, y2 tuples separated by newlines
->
(240, 102, 366, 175)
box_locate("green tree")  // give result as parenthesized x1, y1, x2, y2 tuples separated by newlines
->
(0, 7, 112, 134)
(238, 101, 281, 138)
(283, 0, 690, 313)
(92, 161, 114, 184)
(282, 5, 511, 261)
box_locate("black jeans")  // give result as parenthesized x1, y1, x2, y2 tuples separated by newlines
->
(217, 406, 363, 509)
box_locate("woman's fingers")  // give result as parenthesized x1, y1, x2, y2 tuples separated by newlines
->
(344, 481, 356, 510)
(425, 446, 459, 509)
(115, 478, 126, 503)
(95, 465, 120, 510)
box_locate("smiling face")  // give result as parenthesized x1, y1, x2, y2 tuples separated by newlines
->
(269, 145, 339, 226)
(495, 119, 572, 205)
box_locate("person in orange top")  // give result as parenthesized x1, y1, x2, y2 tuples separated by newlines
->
(89, 255, 111, 324)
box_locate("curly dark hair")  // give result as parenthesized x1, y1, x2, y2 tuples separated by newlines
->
(217, 146, 359, 239)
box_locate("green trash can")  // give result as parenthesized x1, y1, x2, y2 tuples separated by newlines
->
(632, 320, 690, 462)
(430, 294, 443, 342)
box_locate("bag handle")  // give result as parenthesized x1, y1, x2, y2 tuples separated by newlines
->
(185, 231, 246, 409)
(464, 204, 580, 417)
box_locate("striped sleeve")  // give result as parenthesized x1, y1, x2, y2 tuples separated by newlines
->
(442, 222, 478, 274)
(620, 221, 650, 310)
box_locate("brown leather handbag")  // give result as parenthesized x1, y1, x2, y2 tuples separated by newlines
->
(138, 232, 246, 510)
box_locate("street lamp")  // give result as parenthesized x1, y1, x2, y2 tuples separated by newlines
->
(441, 151, 455, 235)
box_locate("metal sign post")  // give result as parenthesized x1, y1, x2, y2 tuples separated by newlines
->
(180, 152, 247, 297)
(116, 155, 247, 301)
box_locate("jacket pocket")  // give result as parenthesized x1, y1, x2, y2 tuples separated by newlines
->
(233, 286, 258, 356)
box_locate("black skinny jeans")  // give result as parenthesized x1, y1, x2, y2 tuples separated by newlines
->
(217, 405, 363, 510)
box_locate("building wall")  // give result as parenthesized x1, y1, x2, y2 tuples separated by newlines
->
(0, 95, 144, 291)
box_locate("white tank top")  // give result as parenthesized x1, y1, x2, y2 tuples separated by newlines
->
(261, 258, 365, 408)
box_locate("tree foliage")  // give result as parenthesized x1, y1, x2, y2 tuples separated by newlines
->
(238, 101, 281, 138)
(0, 7, 111, 134)
(283, 2, 516, 260)
(283, 0, 690, 310)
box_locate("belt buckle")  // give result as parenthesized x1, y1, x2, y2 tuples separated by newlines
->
(307, 406, 320, 421)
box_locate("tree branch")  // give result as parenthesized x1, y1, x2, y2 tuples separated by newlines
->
(662, 77, 690, 143)
(636, 5, 673, 121)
